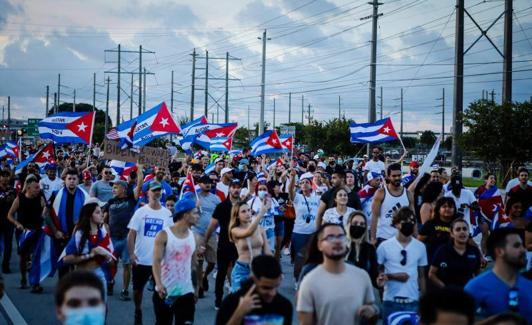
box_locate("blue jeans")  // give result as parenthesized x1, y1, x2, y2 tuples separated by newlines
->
(230, 261, 250, 292)
(111, 237, 130, 265)
(265, 228, 275, 253)
(382, 301, 418, 325)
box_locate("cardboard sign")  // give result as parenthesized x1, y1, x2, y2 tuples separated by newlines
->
(102, 139, 169, 169)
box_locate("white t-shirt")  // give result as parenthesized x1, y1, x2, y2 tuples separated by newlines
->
(293, 192, 320, 234)
(40, 176, 63, 202)
(322, 207, 356, 229)
(127, 205, 173, 266)
(377, 236, 428, 301)
(445, 189, 477, 234)
(364, 159, 385, 175)
(248, 196, 279, 231)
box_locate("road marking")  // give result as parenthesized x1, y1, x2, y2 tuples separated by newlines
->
(0, 292, 28, 325)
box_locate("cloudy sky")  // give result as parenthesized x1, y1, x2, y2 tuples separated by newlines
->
(0, 0, 531, 134)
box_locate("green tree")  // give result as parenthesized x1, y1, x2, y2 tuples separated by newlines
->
(402, 136, 417, 149)
(233, 127, 250, 148)
(459, 100, 532, 179)
(47, 102, 112, 144)
(420, 130, 436, 147)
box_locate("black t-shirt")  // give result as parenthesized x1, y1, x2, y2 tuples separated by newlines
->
(431, 243, 481, 288)
(419, 218, 453, 261)
(213, 199, 237, 255)
(320, 187, 336, 209)
(104, 195, 137, 239)
(0, 186, 16, 225)
(216, 279, 293, 325)
(347, 189, 362, 210)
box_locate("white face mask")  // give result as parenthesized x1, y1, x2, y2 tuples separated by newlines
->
(257, 190, 268, 200)
(63, 306, 105, 325)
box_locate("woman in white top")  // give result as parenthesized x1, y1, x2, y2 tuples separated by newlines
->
(322, 187, 356, 229)
(247, 182, 279, 253)
(229, 200, 271, 292)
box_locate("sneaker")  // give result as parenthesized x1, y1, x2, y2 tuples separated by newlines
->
(134, 310, 142, 325)
(212, 270, 217, 279)
(119, 289, 131, 301)
(202, 276, 209, 292)
(282, 247, 290, 256)
(30, 285, 43, 294)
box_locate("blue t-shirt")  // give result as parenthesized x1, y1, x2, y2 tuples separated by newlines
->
(464, 270, 532, 321)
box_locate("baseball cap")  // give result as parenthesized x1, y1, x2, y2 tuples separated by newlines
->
(221, 167, 233, 177)
(239, 158, 249, 166)
(82, 170, 92, 180)
(317, 162, 327, 170)
(300, 172, 314, 182)
(149, 181, 162, 191)
(366, 172, 381, 184)
(174, 197, 196, 215)
(214, 157, 224, 164)
(230, 179, 242, 187)
(409, 161, 420, 168)
(45, 164, 57, 171)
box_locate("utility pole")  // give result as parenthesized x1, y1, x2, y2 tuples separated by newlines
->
(190, 48, 196, 120)
(116, 44, 121, 124)
(105, 77, 110, 135)
(273, 98, 276, 129)
(57, 73, 61, 108)
(45, 85, 49, 117)
(288, 92, 292, 123)
(73, 89, 76, 112)
(204, 50, 209, 117)
(170, 70, 174, 114)
(93, 72, 96, 111)
(380, 86, 383, 119)
(502, 0, 512, 103)
(307, 104, 312, 124)
(258, 29, 270, 135)
(400, 88, 404, 138)
(2, 106, 4, 122)
(143, 68, 147, 112)
(301, 95, 304, 124)
(442, 88, 445, 139)
(7, 96, 10, 131)
(247, 105, 250, 130)
(225, 52, 229, 123)
(452, 0, 464, 170)
(130, 74, 134, 119)
(53, 93, 57, 114)
(138, 45, 142, 116)
(364, 0, 382, 125)
(338, 96, 341, 119)
(490, 89, 495, 103)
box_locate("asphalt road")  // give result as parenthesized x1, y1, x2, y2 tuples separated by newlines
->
(0, 249, 299, 325)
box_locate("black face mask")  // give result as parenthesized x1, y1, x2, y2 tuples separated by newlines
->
(349, 225, 366, 239)
(276, 172, 282, 177)
(400, 222, 415, 237)
(308, 165, 316, 173)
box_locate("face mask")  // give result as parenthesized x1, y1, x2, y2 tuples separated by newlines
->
(64, 306, 105, 325)
(349, 225, 366, 239)
(258, 190, 267, 200)
(308, 165, 316, 173)
(276, 172, 282, 177)
(400, 222, 415, 237)
(338, 159, 344, 165)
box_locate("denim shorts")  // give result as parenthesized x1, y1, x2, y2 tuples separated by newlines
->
(111, 237, 130, 265)
(230, 261, 250, 293)
(291, 233, 312, 259)
(274, 218, 285, 238)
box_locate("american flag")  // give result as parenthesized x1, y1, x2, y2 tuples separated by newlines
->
(106, 128, 120, 140)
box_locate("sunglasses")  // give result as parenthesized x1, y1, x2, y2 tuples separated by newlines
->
(400, 249, 407, 266)
(104, 171, 113, 175)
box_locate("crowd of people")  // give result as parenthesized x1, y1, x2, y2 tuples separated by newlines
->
(0, 142, 531, 325)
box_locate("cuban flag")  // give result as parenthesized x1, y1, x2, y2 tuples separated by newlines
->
(204, 163, 215, 175)
(250, 130, 284, 156)
(266, 158, 283, 171)
(358, 184, 378, 222)
(0, 145, 8, 159)
(29, 231, 56, 286)
(229, 149, 242, 156)
(279, 134, 294, 152)
(179, 173, 197, 199)
(349, 117, 398, 143)
(5, 140, 19, 158)
(38, 112, 95, 145)
(15, 143, 55, 174)
(180, 116, 208, 136)
(210, 137, 233, 152)
(116, 102, 180, 148)
(475, 185, 511, 230)
(109, 160, 137, 180)
(189, 123, 238, 151)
